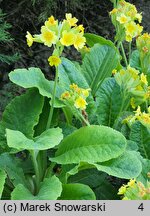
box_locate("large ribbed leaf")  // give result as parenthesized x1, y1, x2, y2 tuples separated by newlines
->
(6, 127, 63, 151)
(50, 125, 127, 164)
(9, 67, 52, 98)
(94, 151, 142, 179)
(0, 153, 27, 187)
(0, 89, 44, 139)
(130, 121, 150, 159)
(85, 33, 115, 48)
(58, 58, 89, 90)
(96, 78, 123, 127)
(59, 183, 96, 200)
(9, 67, 65, 107)
(81, 44, 120, 96)
(11, 176, 62, 200)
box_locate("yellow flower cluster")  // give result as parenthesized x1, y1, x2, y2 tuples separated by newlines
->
(124, 106, 150, 128)
(118, 179, 136, 195)
(26, 13, 86, 51)
(110, 0, 143, 42)
(137, 33, 150, 54)
(114, 66, 149, 108)
(118, 179, 150, 200)
(61, 83, 90, 110)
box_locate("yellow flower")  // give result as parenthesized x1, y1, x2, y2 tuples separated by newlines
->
(141, 112, 150, 124)
(41, 26, 57, 47)
(140, 73, 148, 85)
(130, 97, 136, 109)
(65, 13, 78, 27)
(125, 21, 137, 37)
(112, 69, 117, 75)
(127, 179, 136, 187)
(117, 14, 130, 24)
(136, 24, 143, 35)
(61, 91, 71, 100)
(26, 31, 34, 47)
(74, 33, 86, 50)
(70, 83, 79, 90)
(82, 89, 90, 98)
(109, 8, 118, 15)
(48, 16, 57, 26)
(60, 30, 75, 46)
(135, 13, 142, 23)
(74, 96, 87, 110)
(126, 34, 132, 42)
(118, 185, 127, 195)
(48, 55, 61, 67)
(134, 106, 141, 116)
(78, 25, 84, 33)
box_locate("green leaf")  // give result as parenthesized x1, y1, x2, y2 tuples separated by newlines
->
(9, 67, 53, 98)
(9, 67, 65, 108)
(0, 169, 7, 198)
(81, 44, 120, 96)
(130, 121, 150, 159)
(94, 180, 119, 200)
(59, 58, 89, 90)
(1, 89, 44, 139)
(6, 127, 63, 151)
(68, 168, 106, 188)
(129, 50, 141, 71)
(11, 175, 62, 200)
(137, 158, 150, 184)
(85, 33, 115, 48)
(94, 151, 142, 179)
(51, 125, 127, 164)
(96, 78, 123, 127)
(59, 183, 96, 200)
(0, 153, 27, 186)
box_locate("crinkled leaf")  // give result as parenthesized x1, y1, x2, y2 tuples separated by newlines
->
(96, 78, 123, 127)
(11, 175, 62, 200)
(130, 121, 150, 159)
(1, 89, 44, 139)
(59, 183, 96, 200)
(129, 50, 141, 71)
(81, 44, 120, 96)
(51, 125, 127, 164)
(94, 151, 142, 179)
(85, 33, 115, 48)
(0, 153, 27, 186)
(9, 67, 64, 108)
(137, 158, 150, 184)
(9, 67, 52, 98)
(6, 128, 63, 151)
(59, 58, 89, 90)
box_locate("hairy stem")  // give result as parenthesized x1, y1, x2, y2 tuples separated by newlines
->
(120, 42, 128, 67)
(46, 66, 59, 129)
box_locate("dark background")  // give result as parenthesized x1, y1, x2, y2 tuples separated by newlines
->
(0, 0, 149, 117)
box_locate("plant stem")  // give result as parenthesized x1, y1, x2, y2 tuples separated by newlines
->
(129, 42, 132, 62)
(78, 112, 90, 126)
(46, 66, 59, 129)
(120, 42, 128, 67)
(31, 150, 40, 194)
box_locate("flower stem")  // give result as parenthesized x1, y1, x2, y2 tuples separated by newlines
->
(129, 42, 132, 62)
(30, 150, 40, 194)
(78, 112, 90, 126)
(120, 42, 128, 67)
(46, 66, 59, 129)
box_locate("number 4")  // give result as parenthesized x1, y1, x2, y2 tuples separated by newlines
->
(138, 203, 144, 211)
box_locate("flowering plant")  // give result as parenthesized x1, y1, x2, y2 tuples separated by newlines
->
(0, 1, 149, 200)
